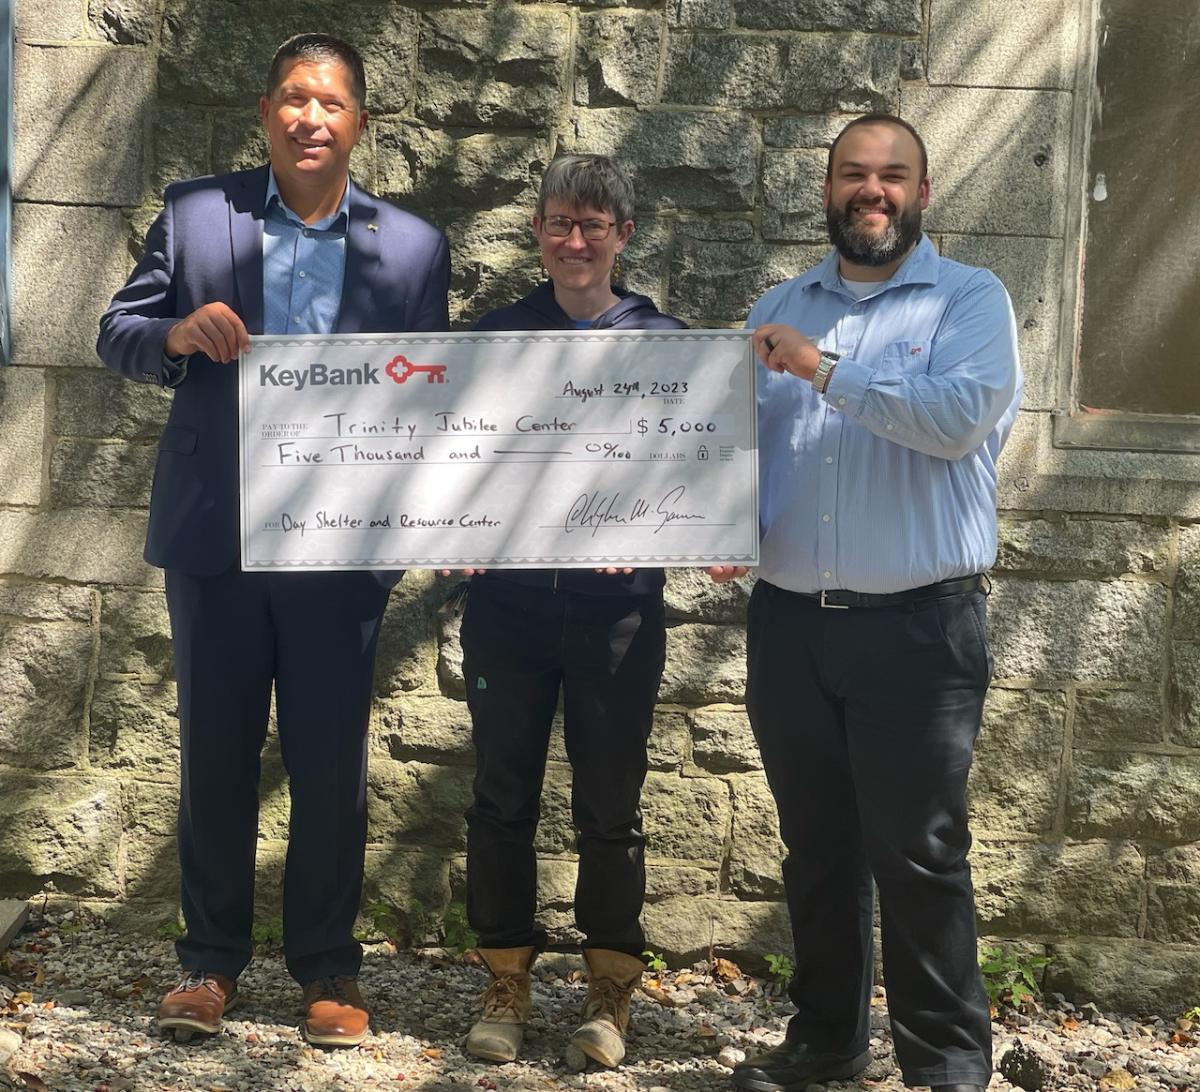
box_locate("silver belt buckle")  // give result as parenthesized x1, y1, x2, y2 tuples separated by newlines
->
(819, 590, 850, 609)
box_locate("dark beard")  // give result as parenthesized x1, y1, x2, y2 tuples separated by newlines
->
(826, 201, 922, 267)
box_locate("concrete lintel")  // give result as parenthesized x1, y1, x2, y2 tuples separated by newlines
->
(0, 899, 29, 950)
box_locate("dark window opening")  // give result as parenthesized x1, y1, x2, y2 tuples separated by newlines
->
(1062, 0, 1200, 450)
(0, 0, 10, 364)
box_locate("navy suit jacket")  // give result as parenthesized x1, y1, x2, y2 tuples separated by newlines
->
(98, 166, 451, 576)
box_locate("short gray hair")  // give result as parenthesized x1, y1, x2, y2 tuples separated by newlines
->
(536, 154, 635, 225)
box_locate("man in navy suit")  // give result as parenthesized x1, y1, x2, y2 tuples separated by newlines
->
(97, 33, 450, 1047)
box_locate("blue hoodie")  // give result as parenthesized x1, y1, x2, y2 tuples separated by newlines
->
(473, 280, 687, 597)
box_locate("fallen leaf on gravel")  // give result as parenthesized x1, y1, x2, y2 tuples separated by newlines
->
(639, 985, 675, 1007)
(421, 1047, 443, 1059)
(713, 958, 741, 981)
(7, 961, 39, 983)
(1100, 1069, 1136, 1090)
(675, 972, 696, 985)
(1060, 1016, 1080, 1031)
(15, 1073, 49, 1091)
(697, 1023, 717, 1038)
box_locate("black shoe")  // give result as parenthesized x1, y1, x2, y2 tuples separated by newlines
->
(932, 1086, 986, 1092)
(732, 1040, 869, 1091)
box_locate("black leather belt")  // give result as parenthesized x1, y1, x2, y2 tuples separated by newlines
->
(793, 574, 984, 610)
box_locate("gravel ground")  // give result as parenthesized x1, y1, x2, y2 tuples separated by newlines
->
(1, 911, 1197, 1091)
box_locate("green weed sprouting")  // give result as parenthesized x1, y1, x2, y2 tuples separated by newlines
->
(978, 943, 1052, 1009)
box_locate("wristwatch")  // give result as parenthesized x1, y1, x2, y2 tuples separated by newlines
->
(811, 350, 840, 394)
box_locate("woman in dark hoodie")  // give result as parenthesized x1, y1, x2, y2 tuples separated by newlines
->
(461, 155, 685, 1069)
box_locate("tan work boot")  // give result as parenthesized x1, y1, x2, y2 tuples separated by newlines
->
(464, 946, 536, 1062)
(570, 948, 644, 1067)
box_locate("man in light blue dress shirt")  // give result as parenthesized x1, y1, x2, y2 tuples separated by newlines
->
(716, 115, 1021, 1092)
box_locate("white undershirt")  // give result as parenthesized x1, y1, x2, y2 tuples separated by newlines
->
(839, 276, 876, 300)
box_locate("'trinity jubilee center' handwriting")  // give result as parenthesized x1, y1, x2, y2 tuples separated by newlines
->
(320, 411, 577, 438)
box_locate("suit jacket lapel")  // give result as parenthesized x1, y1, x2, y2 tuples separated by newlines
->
(337, 178, 382, 334)
(228, 166, 268, 335)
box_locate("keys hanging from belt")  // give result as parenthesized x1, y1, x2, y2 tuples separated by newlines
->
(439, 579, 470, 617)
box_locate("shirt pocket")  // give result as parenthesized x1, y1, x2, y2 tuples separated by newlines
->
(877, 338, 931, 376)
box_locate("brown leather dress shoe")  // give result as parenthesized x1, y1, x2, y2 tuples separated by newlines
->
(158, 971, 238, 1041)
(302, 976, 369, 1047)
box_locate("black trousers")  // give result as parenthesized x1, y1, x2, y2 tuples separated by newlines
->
(165, 566, 389, 985)
(745, 579, 993, 1088)
(461, 578, 666, 957)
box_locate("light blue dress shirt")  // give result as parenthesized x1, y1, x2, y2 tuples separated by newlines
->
(263, 170, 350, 336)
(749, 235, 1023, 595)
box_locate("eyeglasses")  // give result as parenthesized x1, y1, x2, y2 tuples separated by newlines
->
(542, 215, 616, 240)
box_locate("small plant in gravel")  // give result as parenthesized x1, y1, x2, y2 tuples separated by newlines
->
(763, 952, 795, 991)
(359, 898, 404, 943)
(978, 943, 1052, 1010)
(440, 901, 477, 954)
(359, 898, 478, 953)
(1182, 1006, 1200, 1023)
(403, 899, 439, 947)
(251, 916, 284, 950)
(643, 949, 668, 972)
(156, 915, 185, 940)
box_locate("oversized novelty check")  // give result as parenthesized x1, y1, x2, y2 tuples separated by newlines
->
(238, 330, 758, 570)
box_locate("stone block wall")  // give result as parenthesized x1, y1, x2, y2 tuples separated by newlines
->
(3, 0, 1198, 1013)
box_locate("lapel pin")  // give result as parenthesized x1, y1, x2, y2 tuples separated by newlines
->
(368, 223, 378, 232)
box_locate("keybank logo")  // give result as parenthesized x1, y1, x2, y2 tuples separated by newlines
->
(259, 354, 448, 390)
(259, 362, 379, 390)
